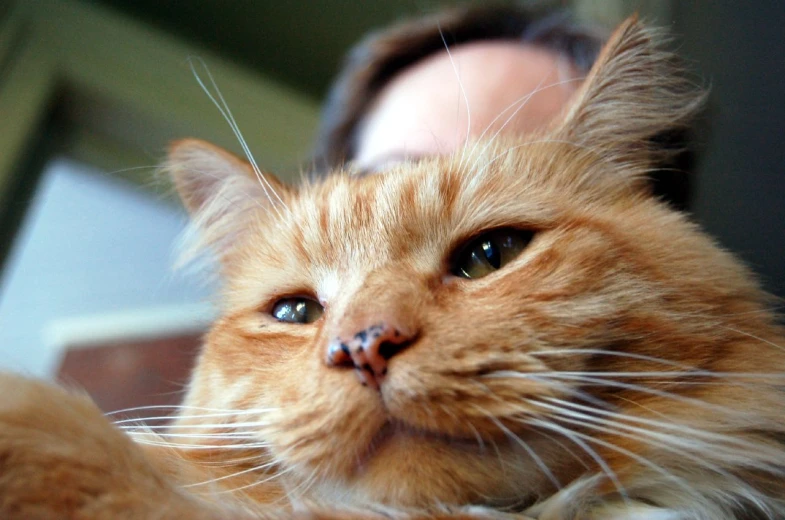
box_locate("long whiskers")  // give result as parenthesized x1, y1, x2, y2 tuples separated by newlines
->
(117, 418, 275, 429)
(436, 23, 472, 172)
(187, 56, 287, 219)
(490, 368, 785, 382)
(523, 415, 690, 492)
(539, 397, 785, 470)
(528, 348, 718, 369)
(466, 76, 585, 173)
(493, 370, 767, 416)
(126, 436, 271, 450)
(485, 413, 562, 490)
(107, 403, 278, 416)
(721, 325, 785, 352)
(532, 401, 726, 475)
(183, 459, 278, 488)
(525, 418, 630, 504)
(211, 464, 297, 496)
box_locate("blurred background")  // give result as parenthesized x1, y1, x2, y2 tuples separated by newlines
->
(0, 0, 782, 416)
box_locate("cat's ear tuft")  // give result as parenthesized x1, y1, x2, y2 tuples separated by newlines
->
(164, 139, 288, 266)
(553, 15, 704, 167)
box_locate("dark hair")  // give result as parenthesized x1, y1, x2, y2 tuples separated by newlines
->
(312, 3, 695, 209)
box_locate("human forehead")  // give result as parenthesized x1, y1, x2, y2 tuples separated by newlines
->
(354, 40, 581, 171)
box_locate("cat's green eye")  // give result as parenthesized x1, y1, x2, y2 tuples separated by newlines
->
(271, 297, 324, 324)
(451, 229, 534, 279)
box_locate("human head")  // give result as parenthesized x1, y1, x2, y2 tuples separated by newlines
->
(313, 4, 604, 170)
(354, 41, 582, 172)
(313, 3, 693, 209)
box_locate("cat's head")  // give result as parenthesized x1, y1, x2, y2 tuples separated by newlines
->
(165, 17, 778, 510)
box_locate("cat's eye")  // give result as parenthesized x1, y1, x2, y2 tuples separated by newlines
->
(451, 229, 534, 279)
(271, 297, 324, 324)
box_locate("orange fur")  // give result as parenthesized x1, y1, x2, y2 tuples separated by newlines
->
(1, 16, 784, 520)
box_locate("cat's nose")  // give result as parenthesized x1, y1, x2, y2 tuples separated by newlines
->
(326, 323, 415, 390)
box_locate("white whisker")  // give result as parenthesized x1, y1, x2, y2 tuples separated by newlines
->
(485, 369, 785, 381)
(527, 425, 591, 470)
(487, 414, 562, 490)
(526, 418, 630, 503)
(529, 348, 702, 369)
(119, 420, 273, 430)
(214, 464, 297, 495)
(528, 373, 746, 413)
(129, 439, 271, 450)
(544, 397, 785, 463)
(467, 76, 585, 174)
(187, 56, 287, 219)
(721, 325, 785, 352)
(107, 404, 274, 416)
(125, 432, 262, 441)
(528, 399, 775, 492)
(528, 411, 692, 488)
(183, 460, 278, 488)
(436, 23, 472, 172)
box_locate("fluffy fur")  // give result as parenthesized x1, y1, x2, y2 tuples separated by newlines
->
(1, 16, 784, 520)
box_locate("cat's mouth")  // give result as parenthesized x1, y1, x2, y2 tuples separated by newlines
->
(364, 419, 482, 459)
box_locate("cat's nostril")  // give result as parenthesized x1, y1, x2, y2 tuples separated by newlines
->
(378, 339, 410, 361)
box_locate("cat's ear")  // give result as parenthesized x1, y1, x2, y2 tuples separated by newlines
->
(553, 15, 703, 169)
(167, 138, 286, 215)
(165, 138, 288, 264)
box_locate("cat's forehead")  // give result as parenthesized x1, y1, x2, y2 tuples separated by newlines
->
(226, 143, 570, 308)
(293, 163, 458, 270)
(294, 145, 566, 265)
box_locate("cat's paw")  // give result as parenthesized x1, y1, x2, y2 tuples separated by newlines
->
(0, 373, 220, 519)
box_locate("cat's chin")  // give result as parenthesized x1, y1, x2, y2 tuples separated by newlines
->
(326, 419, 540, 509)
(362, 419, 482, 465)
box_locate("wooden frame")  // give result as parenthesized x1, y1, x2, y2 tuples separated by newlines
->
(0, 0, 319, 272)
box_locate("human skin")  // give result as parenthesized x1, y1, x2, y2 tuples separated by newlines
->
(354, 41, 581, 172)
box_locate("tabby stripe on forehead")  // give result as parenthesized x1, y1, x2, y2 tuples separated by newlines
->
(399, 178, 418, 217)
(351, 182, 378, 230)
(318, 197, 330, 233)
(438, 168, 461, 217)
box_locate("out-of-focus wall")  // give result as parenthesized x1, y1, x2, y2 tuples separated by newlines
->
(0, 158, 215, 377)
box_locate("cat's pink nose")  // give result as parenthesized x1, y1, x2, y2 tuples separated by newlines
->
(326, 323, 415, 390)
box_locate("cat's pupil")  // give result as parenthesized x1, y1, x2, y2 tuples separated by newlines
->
(481, 241, 501, 269)
(271, 297, 324, 324)
(452, 229, 533, 279)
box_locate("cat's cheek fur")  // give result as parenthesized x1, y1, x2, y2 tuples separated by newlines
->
(178, 317, 388, 483)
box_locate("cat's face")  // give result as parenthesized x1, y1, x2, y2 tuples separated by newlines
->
(167, 17, 782, 512)
(176, 137, 764, 507)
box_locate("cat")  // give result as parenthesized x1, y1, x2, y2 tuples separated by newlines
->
(1, 15, 784, 520)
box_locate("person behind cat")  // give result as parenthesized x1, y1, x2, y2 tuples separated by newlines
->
(313, 3, 692, 209)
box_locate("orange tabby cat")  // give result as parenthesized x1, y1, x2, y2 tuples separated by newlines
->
(1, 16, 784, 520)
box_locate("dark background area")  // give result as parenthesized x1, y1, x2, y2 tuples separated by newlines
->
(88, 0, 457, 99)
(675, 2, 785, 299)
(88, 0, 785, 298)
